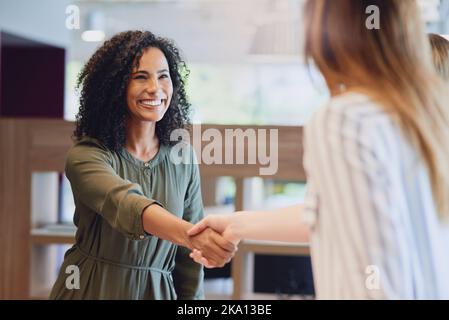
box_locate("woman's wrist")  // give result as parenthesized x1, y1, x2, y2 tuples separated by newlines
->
(227, 211, 246, 242)
(179, 222, 195, 250)
(142, 204, 194, 248)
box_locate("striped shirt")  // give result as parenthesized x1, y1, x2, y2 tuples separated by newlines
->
(303, 92, 449, 299)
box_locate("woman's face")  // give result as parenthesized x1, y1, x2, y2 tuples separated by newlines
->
(126, 47, 173, 123)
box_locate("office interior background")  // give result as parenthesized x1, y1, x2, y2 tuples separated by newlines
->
(0, 0, 448, 300)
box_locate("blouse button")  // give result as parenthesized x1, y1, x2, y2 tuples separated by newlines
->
(144, 163, 150, 168)
(139, 235, 145, 239)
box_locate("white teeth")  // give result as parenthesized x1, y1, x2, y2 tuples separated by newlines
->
(139, 100, 162, 106)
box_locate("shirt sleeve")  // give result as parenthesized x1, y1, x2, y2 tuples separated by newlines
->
(65, 139, 161, 241)
(172, 147, 205, 300)
(321, 108, 411, 299)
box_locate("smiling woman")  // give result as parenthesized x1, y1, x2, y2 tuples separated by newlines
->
(49, 31, 236, 300)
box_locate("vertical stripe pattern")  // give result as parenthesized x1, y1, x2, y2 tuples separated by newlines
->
(303, 92, 449, 299)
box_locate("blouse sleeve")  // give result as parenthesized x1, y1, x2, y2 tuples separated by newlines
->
(65, 139, 160, 241)
(172, 147, 205, 300)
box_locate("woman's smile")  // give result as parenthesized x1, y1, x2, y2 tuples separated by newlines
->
(137, 98, 166, 110)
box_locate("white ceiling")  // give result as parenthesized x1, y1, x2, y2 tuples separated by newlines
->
(69, 0, 448, 64)
(69, 0, 305, 63)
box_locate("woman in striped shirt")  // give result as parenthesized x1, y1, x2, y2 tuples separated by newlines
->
(188, 0, 449, 299)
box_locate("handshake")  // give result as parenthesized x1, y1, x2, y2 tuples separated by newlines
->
(186, 214, 240, 269)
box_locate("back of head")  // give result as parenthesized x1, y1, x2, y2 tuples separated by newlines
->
(304, 0, 449, 221)
(429, 33, 449, 81)
(304, 0, 434, 92)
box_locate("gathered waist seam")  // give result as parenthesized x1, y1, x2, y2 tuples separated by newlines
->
(75, 246, 172, 275)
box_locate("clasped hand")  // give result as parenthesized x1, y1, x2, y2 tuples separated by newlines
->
(188, 215, 240, 268)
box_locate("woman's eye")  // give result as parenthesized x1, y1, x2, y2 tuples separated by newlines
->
(134, 75, 146, 80)
(159, 74, 169, 79)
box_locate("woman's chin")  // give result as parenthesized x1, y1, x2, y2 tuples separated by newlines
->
(133, 110, 167, 123)
(142, 114, 164, 122)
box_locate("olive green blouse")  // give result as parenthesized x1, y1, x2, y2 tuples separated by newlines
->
(49, 137, 204, 300)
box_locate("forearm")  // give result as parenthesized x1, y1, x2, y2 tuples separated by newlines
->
(142, 204, 194, 249)
(229, 204, 310, 243)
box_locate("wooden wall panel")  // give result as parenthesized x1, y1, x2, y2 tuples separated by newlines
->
(0, 120, 31, 299)
(0, 119, 74, 299)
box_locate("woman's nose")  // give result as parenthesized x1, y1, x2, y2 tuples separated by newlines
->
(146, 77, 159, 92)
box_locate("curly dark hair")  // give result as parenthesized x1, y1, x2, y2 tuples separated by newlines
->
(74, 30, 191, 151)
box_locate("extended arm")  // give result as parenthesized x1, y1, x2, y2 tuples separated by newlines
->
(188, 203, 310, 244)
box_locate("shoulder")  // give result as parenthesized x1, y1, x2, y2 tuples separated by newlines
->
(66, 136, 113, 166)
(304, 92, 405, 172)
(306, 92, 395, 146)
(311, 92, 389, 126)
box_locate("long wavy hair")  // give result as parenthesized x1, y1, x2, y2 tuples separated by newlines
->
(304, 0, 449, 221)
(74, 30, 191, 151)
